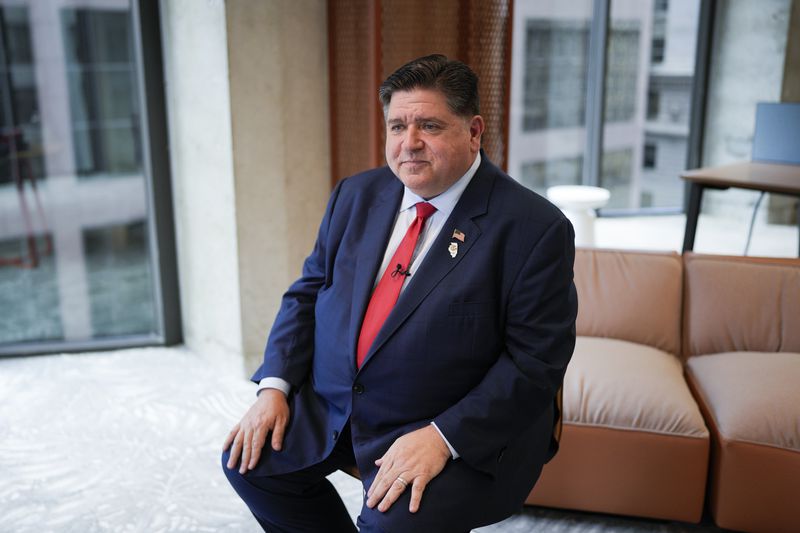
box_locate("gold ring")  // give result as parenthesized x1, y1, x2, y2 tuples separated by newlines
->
(395, 476, 408, 488)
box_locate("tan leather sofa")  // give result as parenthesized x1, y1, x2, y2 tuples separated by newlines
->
(682, 253, 800, 533)
(526, 249, 800, 533)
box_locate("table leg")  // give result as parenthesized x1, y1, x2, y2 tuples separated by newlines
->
(682, 183, 703, 253)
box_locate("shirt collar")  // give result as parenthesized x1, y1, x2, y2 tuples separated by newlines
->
(399, 152, 481, 216)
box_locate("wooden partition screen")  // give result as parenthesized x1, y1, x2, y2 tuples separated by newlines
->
(328, 0, 513, 185)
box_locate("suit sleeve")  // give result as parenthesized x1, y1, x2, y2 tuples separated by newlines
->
(432, 216, 578, 476)
(250, 179, 345, 388)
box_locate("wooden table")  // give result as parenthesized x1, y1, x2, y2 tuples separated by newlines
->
(681, 161, 800, 255)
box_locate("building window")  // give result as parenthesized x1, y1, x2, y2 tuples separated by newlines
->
(643, 143, 657, 168)
(647, 89, 660, 120)
(605, 22, 640, 123)
(0, 6, 45, 185)
(522, 20, 589, 131)
(651, 37, 665, 63)
(62, 9, 141, 178)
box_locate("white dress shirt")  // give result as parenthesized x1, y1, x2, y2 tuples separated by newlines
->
(258, 153, 482, 459)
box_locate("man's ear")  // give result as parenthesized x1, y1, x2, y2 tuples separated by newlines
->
(469, 115, 485, 151)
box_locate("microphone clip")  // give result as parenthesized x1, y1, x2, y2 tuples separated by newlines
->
(391, 263, 411, 278)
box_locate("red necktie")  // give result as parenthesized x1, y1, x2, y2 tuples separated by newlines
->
(356, 202, 437, 367)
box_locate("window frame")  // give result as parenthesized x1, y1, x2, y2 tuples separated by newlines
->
(0, 0, 181, 357)
(581, 0, 715, 217)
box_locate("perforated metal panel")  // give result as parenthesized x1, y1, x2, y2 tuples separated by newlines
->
(329, 0, 512, 184)
(463, 0, 512, 170)
(328, 0, 382, 182)
(380, 1, 461, 77)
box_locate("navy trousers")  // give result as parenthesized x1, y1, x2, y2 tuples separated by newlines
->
(222, 423, 358, 533)
(222, 412, 552, 532)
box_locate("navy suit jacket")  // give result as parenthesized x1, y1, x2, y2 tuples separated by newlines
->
(251, 155, 577, 502)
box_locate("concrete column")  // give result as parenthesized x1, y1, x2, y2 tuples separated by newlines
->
(160, 0, 330, 374)
(226, 0, 331, 373)
(159, 0, 244, 365)
(781, 0, 800, 102)
(701, 0, 791, 224)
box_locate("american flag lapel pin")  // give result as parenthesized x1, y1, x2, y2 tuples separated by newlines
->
(452, 229, 465, 242)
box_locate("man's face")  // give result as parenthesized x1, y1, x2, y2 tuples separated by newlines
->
(384, 88, 484, 199)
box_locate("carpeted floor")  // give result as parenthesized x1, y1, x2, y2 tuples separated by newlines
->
(0, 347, 727, 532)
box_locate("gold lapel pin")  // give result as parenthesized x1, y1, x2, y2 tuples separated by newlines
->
(448, 242, 458, 258)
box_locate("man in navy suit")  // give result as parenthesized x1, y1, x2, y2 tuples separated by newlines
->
(222, 54, 577, 532)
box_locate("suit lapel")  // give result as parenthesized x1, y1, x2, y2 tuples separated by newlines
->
(347, 176, 404, 369)
(358, 163, 495, 370)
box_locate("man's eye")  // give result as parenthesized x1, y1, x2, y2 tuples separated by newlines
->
(422, 123, 440, 131)
(390, 124, 405, 133)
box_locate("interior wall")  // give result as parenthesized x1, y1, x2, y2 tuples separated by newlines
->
(159, 0, 244, 365)
(700, 0, 792, 225)
(771, 0, 800, 225)
(782, 0, 800, 102)
(160, 0, 330, 374)
(702, 0, 791, 168)
(226, 0, 331, 373)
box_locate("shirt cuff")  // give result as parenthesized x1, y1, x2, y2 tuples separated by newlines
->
(430, 422, 459, 460)
(257, 377, 291, 397)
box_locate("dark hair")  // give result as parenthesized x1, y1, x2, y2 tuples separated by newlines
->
(378, 54, 480, 117)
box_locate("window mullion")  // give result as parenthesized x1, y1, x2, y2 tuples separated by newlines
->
(684, 0, 715, 213)
(583, 0, 610, 188)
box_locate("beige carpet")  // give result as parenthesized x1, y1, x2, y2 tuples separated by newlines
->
(0, 347, 725, 532)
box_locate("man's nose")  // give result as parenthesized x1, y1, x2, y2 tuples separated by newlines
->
(404, 126, 424, 150)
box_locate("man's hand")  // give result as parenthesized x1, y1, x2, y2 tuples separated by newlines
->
(366, 425, 451, 514)
(223, 389, 290, 474)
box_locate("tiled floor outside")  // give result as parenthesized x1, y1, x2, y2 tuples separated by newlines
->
(595, 213, 797, 257)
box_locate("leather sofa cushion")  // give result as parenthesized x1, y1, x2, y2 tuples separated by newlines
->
(683, 253, 800, 358)
(575, 248, 682, 356)
(565, 336, 707, 438)
(687, 351, 800, 452)
(527, 423, 709, 523)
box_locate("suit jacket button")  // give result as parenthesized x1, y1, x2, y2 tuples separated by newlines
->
(352, 383, 364, 394)
(333, 430, 339, 441)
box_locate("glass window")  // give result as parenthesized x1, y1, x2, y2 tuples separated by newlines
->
(605, 21, 640, 123)
(0, 7, 45, 185)
(83, 221, 156, 338)
(643, 143, 657, 168)
(601, 149, 635, 208)
(508, 0, 593, 197)
(699, 0, 793, 238)
(521, 19, 589, 131)
(520, 155, 583, 191)
(651, 37, 666, 63)
(646, 88, 660, 119)
(62, 9, 141, 178)
(0, 1, 162, 352)
(600, 0, 701, 211)
(510, 0, 702, 212)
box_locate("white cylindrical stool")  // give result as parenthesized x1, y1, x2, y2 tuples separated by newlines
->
(546, 185, 611, 247)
